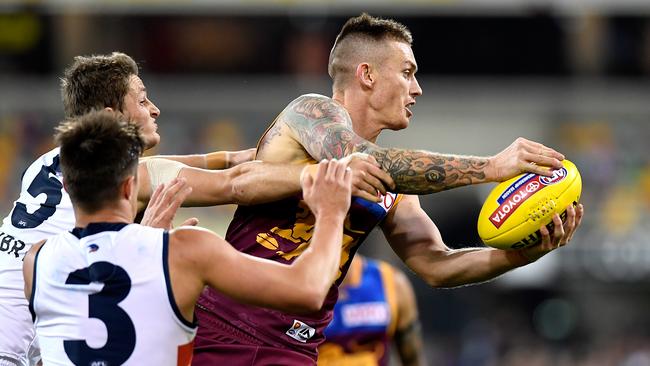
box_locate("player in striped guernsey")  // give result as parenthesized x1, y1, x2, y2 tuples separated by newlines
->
(193, 14, 584, 365)
(318, 255, 425, 366)
(23, 110, 355, 366)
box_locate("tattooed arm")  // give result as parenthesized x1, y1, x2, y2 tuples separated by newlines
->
(282, 94, 565, 194)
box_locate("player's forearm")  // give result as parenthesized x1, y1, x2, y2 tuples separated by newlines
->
(216, 148, 256, 168)
(142, 148, 255, 171)
(412, 246, 529, 288)
(168, 162, 303, 207)
(142, 154, 208, 169)
(227, 161, 304, 205)
(204, 148, 255, 169)
(204, 150, 244, 170)
(359, 145, 491, 194)
(291, 214, 345, 308)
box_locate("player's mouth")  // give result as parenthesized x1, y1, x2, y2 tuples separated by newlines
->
(405, 101, 415, 118)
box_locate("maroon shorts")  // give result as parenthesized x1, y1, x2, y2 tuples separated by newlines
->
(192, 307, 316, 366)
(192, 343, 314, 366)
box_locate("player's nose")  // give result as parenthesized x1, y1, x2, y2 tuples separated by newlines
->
(411, 76, 423, 97)
(150, 101, 161, 118)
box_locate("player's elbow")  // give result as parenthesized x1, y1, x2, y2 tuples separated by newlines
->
(287, 287, 327, 314)
(410, 250, 461, 289)
(422, 269, 472, 289)
(422, 273, 450, 288)
(279, 276, 328, 313)
(421, 267, 451, 288)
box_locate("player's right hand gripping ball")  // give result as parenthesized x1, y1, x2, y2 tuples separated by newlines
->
(477, 159, 582, 250)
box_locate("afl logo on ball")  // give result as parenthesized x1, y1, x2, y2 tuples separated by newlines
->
(540, 168, 567, 185)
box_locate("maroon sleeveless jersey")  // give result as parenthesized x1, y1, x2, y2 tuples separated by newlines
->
(195, 192, 401, 361)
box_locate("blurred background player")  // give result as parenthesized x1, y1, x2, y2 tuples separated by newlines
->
(0, 51, 390, 366)
(23, 110, 355, 366)
(318, 255, 425, 366)
(193, 13, 583, 365)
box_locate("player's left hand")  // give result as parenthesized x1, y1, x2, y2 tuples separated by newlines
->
(519, 203, 584, 262)
(140, 177, 196, 229)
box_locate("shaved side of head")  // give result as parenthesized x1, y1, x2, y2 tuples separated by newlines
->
(328, 13, 413, 91)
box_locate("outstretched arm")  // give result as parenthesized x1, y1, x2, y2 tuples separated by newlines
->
(381, 195, 583, 288)
(141, 148, 256, 170)
(281, 94, 565, 194)
(137, 154, 393, 210)
(169, 160, 352, 319)
(136, 160, 304, 210)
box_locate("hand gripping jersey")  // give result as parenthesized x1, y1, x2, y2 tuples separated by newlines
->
(318, 257, 398, 366)
(0, 148, 74, 362)
(30, 223, 196, 366)
(195, 191, 402, 362)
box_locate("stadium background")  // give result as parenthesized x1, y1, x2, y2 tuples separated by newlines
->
(1, 1, 649, 364)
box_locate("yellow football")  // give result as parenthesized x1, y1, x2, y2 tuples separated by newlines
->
(477, 159, 582, 250)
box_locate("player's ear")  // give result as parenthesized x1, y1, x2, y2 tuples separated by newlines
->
(356, 63, 374, 89)
(122, 175, 137, 201)
(104, 107, 114, 113)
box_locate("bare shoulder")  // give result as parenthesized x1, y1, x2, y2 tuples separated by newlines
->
(268, 93, 363, 161)
(258, 94, 342, 162)
(282, 93, 351, 129)
(167, 226, 228, 270)
(169, 226, 221, 245)
(288, 93, 333, 107)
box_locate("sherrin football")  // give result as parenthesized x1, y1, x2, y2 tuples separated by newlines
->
(477, 159, 582, 250)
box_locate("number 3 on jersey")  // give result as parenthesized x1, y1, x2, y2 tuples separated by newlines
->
(11, 156, 63, 229)
(64, 261, 136, 365)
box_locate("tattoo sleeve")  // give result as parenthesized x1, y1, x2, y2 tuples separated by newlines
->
(283, 94, 490, 194)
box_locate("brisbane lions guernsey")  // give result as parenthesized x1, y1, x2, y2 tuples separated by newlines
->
(318, 257, 398, 366)
(196, 190, 402, 360)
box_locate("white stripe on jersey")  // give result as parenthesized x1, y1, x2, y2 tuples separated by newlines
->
(33, 223, 196, 366)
